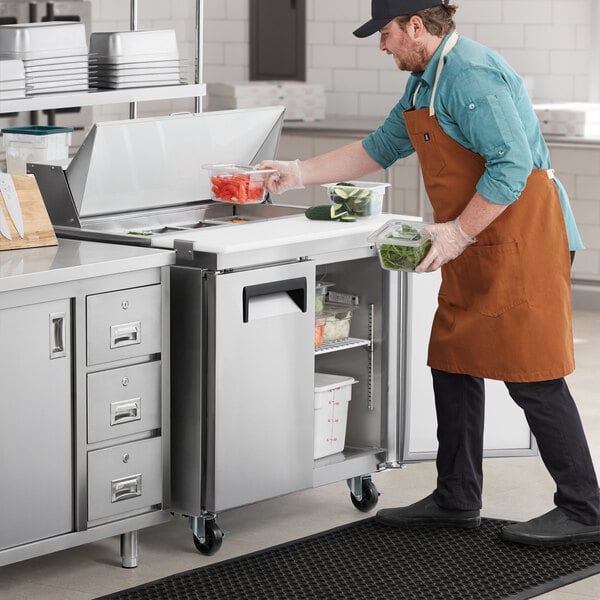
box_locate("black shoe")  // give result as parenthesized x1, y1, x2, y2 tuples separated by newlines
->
(375, 494, 481, 529)
(502, 507, 600, 546)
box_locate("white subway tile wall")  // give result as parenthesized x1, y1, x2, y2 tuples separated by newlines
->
(91, 0, 598, 120)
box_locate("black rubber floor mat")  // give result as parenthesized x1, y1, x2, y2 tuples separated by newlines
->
(96, 517, 600, 600)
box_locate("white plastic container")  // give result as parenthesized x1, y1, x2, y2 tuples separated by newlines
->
(1, 125, 73, 175)
(314, 373, 356, 459)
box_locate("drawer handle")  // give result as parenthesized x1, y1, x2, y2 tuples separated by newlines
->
(49, 312, 66, 359)
(110, 321, 141, 348)
(111, 474, 142, 503)
(110, 398, 141, 426)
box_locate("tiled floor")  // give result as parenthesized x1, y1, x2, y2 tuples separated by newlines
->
(1, 309, 599, 600)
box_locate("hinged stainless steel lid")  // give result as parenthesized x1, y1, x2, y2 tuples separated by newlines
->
(65, 105, 285, 218)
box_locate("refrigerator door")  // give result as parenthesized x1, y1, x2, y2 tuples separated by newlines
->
(400, 270, 535, 462)
(204, 259, 315, 512)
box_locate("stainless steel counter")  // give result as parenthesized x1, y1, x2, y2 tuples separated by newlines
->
(0, 238, 175, 293)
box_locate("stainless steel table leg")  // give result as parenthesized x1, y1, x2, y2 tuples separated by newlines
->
(120, 530, 139, 568)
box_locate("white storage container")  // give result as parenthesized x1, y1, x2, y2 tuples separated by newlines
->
(314, 373, 356, 459)
(1, 125, 73, 175)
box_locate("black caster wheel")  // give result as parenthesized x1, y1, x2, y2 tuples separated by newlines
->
(193, 519, 224, 555)
(350, 479, 380, 512)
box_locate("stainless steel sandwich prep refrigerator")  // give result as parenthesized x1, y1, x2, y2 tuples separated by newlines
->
(32, 106, 534, 555)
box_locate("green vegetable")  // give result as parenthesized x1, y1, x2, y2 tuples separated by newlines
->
(329, 182, 375, 216)
(127, 230, 153, 236)
(378, 224, 432, 271)
(305, 204, 353, 221)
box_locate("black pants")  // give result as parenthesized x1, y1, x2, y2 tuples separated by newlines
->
(431, 369, 600, 525)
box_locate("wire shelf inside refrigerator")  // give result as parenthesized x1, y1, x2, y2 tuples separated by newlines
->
(315, 337, 370, 355)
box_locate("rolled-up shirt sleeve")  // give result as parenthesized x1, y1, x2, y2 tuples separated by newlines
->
(438, 66, 533, 205)
(362, 91, 417, 169)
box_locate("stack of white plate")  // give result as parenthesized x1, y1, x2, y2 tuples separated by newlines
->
(0, 59, 26, 99)
(89, 29, 185, 89)
(0, 22, 89, 96)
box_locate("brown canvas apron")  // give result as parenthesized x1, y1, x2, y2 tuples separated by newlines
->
(403, 32, 574, 382)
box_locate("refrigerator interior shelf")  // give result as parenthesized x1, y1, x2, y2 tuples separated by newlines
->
(315, 337, 370, 355)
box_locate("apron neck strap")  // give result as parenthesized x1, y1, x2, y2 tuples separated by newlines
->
(411, 31, 460, 116)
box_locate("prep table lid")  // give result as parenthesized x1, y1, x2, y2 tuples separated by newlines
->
(66, 106, 285, 218)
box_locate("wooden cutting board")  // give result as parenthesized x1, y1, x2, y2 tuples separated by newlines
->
(0, 174, 57, 251)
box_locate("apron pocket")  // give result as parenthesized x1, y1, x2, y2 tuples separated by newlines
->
(447, 240, 527, 317)
(411, 128, 447, 176)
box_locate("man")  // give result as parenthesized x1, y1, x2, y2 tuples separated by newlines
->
(260, 0, 600, 545)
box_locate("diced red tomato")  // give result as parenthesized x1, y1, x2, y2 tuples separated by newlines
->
(210, 174, 265, 203)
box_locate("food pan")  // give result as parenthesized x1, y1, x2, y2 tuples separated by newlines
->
(89, 30, 179, 63)
(368, 220, 433, 272)
(0, 59, 24, 81)
(0, 22, 87, 59)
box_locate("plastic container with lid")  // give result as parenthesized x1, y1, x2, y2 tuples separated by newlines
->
(315, 280, 335, 314)
(314, 372, 357, 459)
(322, 180, 390, 217)
(1, 125, 73, 175)
(368, 219, 433, 272)
(203, 163, 277, 204)
(321, 302, 356, 343)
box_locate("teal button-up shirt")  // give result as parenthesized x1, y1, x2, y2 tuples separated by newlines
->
(362, 33, 583, 250)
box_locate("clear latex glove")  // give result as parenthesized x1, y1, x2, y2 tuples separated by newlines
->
(257, 159, 304, 194)
(415, 218, 476, 273)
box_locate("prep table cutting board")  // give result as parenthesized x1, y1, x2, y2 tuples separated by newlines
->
(149, 213, 419, 271)
(0, 174, 57, 251)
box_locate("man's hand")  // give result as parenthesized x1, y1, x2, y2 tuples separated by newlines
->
(416, 218, 476, 272)
(257, 159, 304, 194)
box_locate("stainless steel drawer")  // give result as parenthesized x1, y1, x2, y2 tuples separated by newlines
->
(86, 285, 162, 366)
(87, 437, 162, 522)
(87, 361, 161, 444)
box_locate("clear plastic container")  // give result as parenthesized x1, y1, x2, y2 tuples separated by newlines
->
(314, 317, 325, 348)
(321, 302, 356, 343)
(1, 125, 73, 175)
(322, 180, 390, 217)
(315, 280, 335, 314)
(203, 163, 277, 204)
(368, 219, 433, 272)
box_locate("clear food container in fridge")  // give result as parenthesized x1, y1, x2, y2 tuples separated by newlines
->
(315, 280, 335, 314)
(368, 220, 433, 272)
(321, 302, 356, 343)
(322, 181, 390, 217)
(314, 316, 325, 348)
(203, 164, 277, 204)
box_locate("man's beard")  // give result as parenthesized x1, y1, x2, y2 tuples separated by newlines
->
(393, 42, 429, 71)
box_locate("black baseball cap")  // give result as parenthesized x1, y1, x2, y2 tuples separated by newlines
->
(353, 0, 449, 38)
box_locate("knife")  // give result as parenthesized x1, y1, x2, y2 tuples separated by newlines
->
(0, 198, 11, 240)
(0, 172, 24, 238)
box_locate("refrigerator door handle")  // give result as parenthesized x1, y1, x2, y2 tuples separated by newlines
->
(242, 276, 307, 323)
